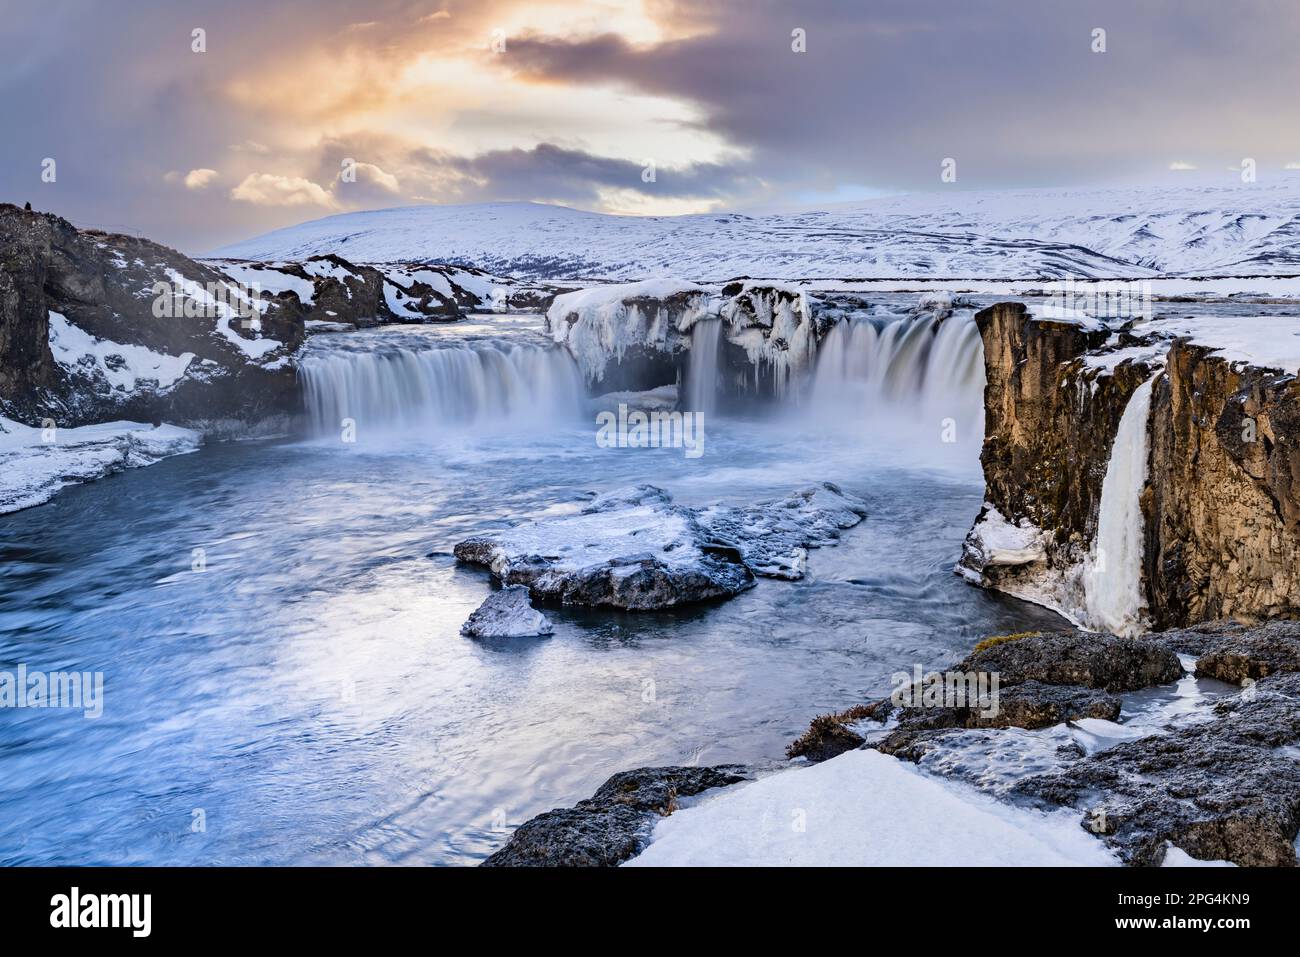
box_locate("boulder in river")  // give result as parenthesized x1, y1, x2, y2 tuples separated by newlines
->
(454, 482, 867, 610)
(460, 585, 554, 638)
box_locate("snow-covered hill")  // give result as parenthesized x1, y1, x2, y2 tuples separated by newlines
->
(211, 181, 1300, 281)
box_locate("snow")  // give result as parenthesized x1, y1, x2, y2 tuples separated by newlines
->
(0, 416, 202, 515)
(625, 749, 1117, 867)
(1162, 844, 1237, 867)
(1084, 374, 1160, 637)
(162, 269, 283, 360)
(1028, 303, 1107, 330)
(211, 181, 1300, 281)
(964, 506, 1047, 566)
(298, 258, 358, 288)
(217, 262, 315, 305)
(1083, 342, 1171, 374)
(463, 486, 710, 584)
(47, 311, 193, 391)
(1140, 315, 1300, 374)
(382, 280, 433, 319)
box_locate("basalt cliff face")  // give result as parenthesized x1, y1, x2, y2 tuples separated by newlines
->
(962, 301, 1300, 630)
(1146, 339, 1300, 625)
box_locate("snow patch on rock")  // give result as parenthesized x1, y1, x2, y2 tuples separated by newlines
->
(461, 585, 554, 638)
(48, 311, 194, 392)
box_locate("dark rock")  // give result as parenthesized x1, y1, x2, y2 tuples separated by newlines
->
(1192, 619, 1300, 683)
(460, 585, 554, 638)
(481, 766, 749, 867)
(1, 204, 303, 428)
(955, 630, 1183, 692)
(786, 700, 893, 762)
(1014, 671, 1300, 866)
(878, 681, 1121, 758)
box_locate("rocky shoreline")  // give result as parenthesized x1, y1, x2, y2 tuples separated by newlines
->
(486, 622, 1300, 866)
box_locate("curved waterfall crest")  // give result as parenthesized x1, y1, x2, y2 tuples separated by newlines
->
(299, 338, 587, 435)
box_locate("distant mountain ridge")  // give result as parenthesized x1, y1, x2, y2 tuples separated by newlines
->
(211, 181, 1300, 281)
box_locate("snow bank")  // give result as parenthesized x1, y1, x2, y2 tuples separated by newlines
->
(0, 416, 202, 514)
(1027, 303, 1107, 331)
(1148, 315, 1300, 374)
(1162, 844, 1236, 867)
(626, 749, 1117, 867)
(48, 311, 194, 392)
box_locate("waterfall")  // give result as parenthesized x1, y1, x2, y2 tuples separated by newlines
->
(1083, 374, 1158, 637)
(684, 319, 723, 415)
(299, 340, 586, 436)
(806, 310, 986, 439)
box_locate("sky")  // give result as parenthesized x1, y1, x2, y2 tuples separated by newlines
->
(4, 0, 1300, 253)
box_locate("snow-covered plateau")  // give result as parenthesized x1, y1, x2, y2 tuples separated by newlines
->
(213, 180, 1300, 281)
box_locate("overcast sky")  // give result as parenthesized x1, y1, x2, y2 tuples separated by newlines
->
(4, 0, 1299, 253)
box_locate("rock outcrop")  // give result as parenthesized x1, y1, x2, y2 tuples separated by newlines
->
(481, 765, 749, 867)
(788, 631, 1179, 764)
(0, 204, 303, 429)
(779, 621, 1300, 867)
(453, 482, 867, 610)
(961, 301, 1300, 631)
(209, 256, 553, 329)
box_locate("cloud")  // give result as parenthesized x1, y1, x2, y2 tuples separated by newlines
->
(1169, 162, 1198, 171)
(443, 142, 755, 207)
(230, 173, 338, 208)
(9, 0, 1300, 253)
(184, 168, 219, 190)
(229, 140, 271, 154)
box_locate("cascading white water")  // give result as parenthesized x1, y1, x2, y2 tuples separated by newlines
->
(684, 318, 723, 415)
(299, 340, 587, 436)
(1083, 374, 1158, 637)
(807, 310, 986, 439)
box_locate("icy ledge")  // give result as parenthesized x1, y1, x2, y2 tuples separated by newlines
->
(0, 416, 202, 514)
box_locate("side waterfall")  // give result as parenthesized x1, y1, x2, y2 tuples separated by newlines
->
(684, 318, 723, 415)
(1083, 374, 1159, 637)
